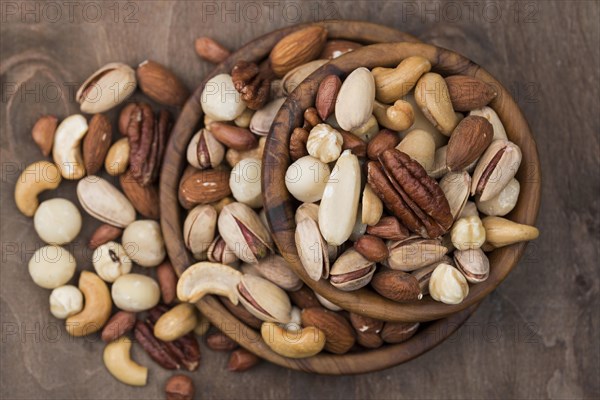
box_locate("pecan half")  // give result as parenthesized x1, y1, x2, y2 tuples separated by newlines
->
(367, 149, 452, 238)
(125, 103, 172, 186)
(231, 60, 274, 110)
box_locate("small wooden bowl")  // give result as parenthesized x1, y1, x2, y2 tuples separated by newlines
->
(160, 21, 478, 374)
(263, 42, 542, 323)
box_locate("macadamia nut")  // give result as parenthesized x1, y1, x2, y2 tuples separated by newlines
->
(111, 273, 160, 312)
(201, 74, 247, 121)
(230, 158, 262, 208)
(285, 156, 330, 203)
(28, 245, 76, 289)
(93, 241, 132, 282)
(476, 178, 520, 217)
(33, 198, 82, 245)
(49, 285, 83, 319)
(122, 220, 165, 267)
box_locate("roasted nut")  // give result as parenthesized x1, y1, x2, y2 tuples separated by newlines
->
(137, 60, 189, 107)
(101, 311, 136, 342)
(77, 176, 136, 227)
(178, 262, 242, 304)
(202, 73, 247, 121)
(329, 248, 376, 291)
(77, 63, 136, 113)
(481, 216, 539, 248)
(105, 138, 130, 176)
(66, 271, 112, 336)
(367, 129, 400, 161)
(208, 122, 258, 151)
(232, 60, 275, 110)
(354, 235, 389, 262)
(261, 322, 326, 358)
(446, 116, 494, 171)
(154, 303, 198, 342)
(120, 170, 160, 219)
(396, 129, 436, 172)
(301, 307, 356, 354)
(195, 36, 231, 63)
(319, 40, 362, 59)
(381, 321, 420, 344)
(371, 269, 422, 302)
(207, 235, 239, 265)
(179, 168, 231, 208)
(361, 184, 383, 226)
(103, 337, 148, 386)
(230, 157, 262, 208)
(445, 75, 497, 112)
(471, 139, 522, 201)
(33, 198, 81, 245)
(414, 72, 459, 136)
(193, 313, 211, 337)
(93, 241, 132, 282)
(316, 74, 342, 120)
(451, 215, 486, 250)
(31, 115, 57, 156)
(183, 205, 217, 258)
(429, 263, 469, 304)
(366, 216, 410, 241)
(295, 202, 319, 224)
(49, 285, 83, 319)
(350, 313, 384, 335)
(307, 123, 343, 163)
(89, 224, 122, 250)
(289, 127, 310, 161)
(372, 56, 431, 103)
(373, 99, 414, 131)
(249, 98, 285, 136)
(206, 332, 238, 351)
(228, 348, 261, 372)
(83, 114, 112, 175)
(318, 150, 361, 245)
(221, 298, 262, 329)
(29, 245, 76, 289)
(476, 178, 520, 216)
(237, 274, 292, 323)
(122, 220, 166, 267)
(285, 156, 330, 203)
(52, 114, 88, 180)
(165, 375, 194, 400)
(269, 26, 327, 77)
(454, 248, 490, 283)
(335, 68, 375, 131)
(112, 274, 160, 312)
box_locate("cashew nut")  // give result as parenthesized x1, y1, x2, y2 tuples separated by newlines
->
(52, 114, 88, 180)
(372, 56, 432, 103)
(14, 161, 62, 217)
(373, 99, 414, 131)
(154, 303, 198, 342)
(66, 271, 112, 337)
(261, 322, 326, 358)
(103, 337, 148, 386)
(177, 262, 241, 304)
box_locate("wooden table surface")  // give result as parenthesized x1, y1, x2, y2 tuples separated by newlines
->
(1, 1, 598, 399)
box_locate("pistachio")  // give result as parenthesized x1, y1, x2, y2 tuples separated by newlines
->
(186, 129, 225, 170)
(469, 106, 508, 141)
(476, 178, 520, 216)
(177, 262, 242, 304)
(439, 171, 471, 219)
(77, 63, 136, 113)
(429, 263, 469, 305)
(218, 202, 273, 263)
(414, 72, 459, 136)
(237, 274, 292, 323)
(307, 124, 343, 163)
(335, 68, 375, 132)
(295, 217, 329, 281)
(329, 248, 376, 291)
(451, 215, 486, 250)
(361, 184, 383, 226)
(481, 216, 539, 249)
(183, 205, 217, 258)
(454, 248, 490, 283)
(471, 139, 522, 202)
(77, 176, 135, 228)
(387, 236, 448, 271)
(318, 150, 361, 245)
(281, 59, 328, 95)
(249, 97, 286, 136)
(206, 235, 239, 266)
(294, 202, 319, 225)
(242, 254, 302, 291)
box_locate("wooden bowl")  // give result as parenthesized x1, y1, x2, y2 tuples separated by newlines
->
(263, 42, 542, 323)
(160, 21, 478, 374)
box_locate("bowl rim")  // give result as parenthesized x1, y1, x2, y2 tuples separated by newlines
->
(159, 20, 479, 374)
(263, 41, 542, 323)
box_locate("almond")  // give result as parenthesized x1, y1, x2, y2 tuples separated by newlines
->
(269, 26, 328, 77)
(315, 75, 342, 120)
(446, 116, 494, 171)
(31, 115, 58, 156)
(366, 216, 410, 240)
(119, 170, 160, 219)
(319, 40, 362, 59)
(301, 307, 356, 354)
(83, 114, 112, 175)
(371, 269, 422, 303)
(194, 37, 231, 64)
(178, 168, 231, 209)
(136, 60, 189, 107)
(208, 122, 258, 151)
(88, 223, 122, 250)
(356, 331, 384, 349)
(445, 75, 497, 112)
(354, 235, 389, 262)
(101, 311, 136, 342)
(367, 129, 401, 160)
(381, 321, 420, 344)
(340, 130, 367, 158)
(157, 261, 177, 304)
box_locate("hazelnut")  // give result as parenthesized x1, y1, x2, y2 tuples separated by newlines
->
(306, 123, 343, 163)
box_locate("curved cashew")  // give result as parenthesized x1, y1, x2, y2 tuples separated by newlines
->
(154, 303, 198, 342)
(373, 100, 414, 131)
(14, 161, 62, 217)
(177, 262, 242, 304)
(372, 56, 432, 103)
(66, 271, 112, 336)
(103, 337, 148, 386)
(261, 322, 326, 359)
(53, 114, 88, 179)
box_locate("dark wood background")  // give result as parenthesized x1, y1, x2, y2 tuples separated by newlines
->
(1, 1, 598, 399)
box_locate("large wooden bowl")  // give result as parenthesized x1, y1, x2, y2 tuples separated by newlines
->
(263, 42, 542, 323)
(160, 21, 478, 374)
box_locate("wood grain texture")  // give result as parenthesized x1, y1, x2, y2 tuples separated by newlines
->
(1, 1, 598, 399)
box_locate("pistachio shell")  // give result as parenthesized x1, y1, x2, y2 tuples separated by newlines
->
(329, 248, 376, 291)
(282, 59, 328, 95)
(76, 63, 136, 113)
(237, 274, 292, 323)
(207, 235, 239, 266)
(183, 205, 217, 257)
(249, 98, 286, 136)
(295, 203, 319, 224)
(439, 171, 471, 219)
(387, 236, 448, 271)
(295, 217, 329, 281)
(469, 106, 508, 141)
(77, 176, 135, 228)
(471, 139, 522, 202)
(454, 248, 490, 283)
(242, 254, 302, 291)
